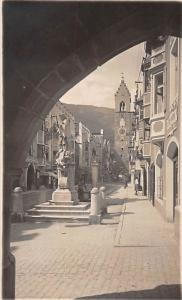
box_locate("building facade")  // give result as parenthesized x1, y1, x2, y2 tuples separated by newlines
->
(19, 101, 75, 191)
(132, 35, 181, 238)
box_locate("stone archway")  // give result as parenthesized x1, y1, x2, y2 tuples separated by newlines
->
(4, 2, 181, 172)
(3, 2, 182, 298)
(166, 139, 179, 222)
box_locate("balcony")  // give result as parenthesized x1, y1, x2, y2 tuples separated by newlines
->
(143, 141, 151, 158)
(150, 115, 165, 143)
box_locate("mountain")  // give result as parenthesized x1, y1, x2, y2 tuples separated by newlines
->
(63, 103, 115, 140)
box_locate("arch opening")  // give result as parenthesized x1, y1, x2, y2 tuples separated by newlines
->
(3, 2, 182, 298)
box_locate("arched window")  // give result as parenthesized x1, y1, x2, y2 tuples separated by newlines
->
(119, 101, 125, 112)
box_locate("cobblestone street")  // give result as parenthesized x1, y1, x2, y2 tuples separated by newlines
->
(11, 184, 181, 299)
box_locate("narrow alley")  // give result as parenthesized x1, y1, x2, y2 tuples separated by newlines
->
(11, 184, 181, 299)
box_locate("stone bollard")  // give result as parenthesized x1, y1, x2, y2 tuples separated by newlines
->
(12, 187, 24, 222)
(39, 185, 47, 204)
(89, 187, 101, 224)
(91, 162, 99, 187)
(99, 186, 107, 214)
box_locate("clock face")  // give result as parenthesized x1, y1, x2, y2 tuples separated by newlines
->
(118, 127, 126, 136)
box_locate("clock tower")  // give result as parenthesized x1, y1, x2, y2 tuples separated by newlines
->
(114, 74, 134, 174)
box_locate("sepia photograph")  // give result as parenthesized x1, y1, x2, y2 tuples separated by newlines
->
(2, 1, 182, 299)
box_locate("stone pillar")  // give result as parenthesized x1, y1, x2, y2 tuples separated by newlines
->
(3, 168, 22, 299)
(68, 163, 78, 204)
(12, 187, 24, 222)
(91, 162, 99, 187)
(89, 187, 101, 224)
(99, 186, 107, 214)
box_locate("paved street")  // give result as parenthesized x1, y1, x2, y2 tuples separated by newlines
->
(11, 184, 181, 299)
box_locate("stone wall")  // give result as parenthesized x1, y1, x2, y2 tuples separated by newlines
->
(12, 189, 53, 212)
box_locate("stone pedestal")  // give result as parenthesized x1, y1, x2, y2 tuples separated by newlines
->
(52, 188, 72, 202)
(89, 187, 101, 224)
(91, 162, 99, 187)
(52, 164, 76, 203)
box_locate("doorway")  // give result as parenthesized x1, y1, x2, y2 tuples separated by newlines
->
(27, 164, 35, 191)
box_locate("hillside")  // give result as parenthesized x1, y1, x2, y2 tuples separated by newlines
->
(63, 103, 115, 140)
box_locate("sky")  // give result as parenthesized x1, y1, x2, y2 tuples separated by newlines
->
(60, 42, 145, 109)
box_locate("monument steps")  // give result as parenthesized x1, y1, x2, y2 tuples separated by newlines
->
(25, 214, 89, 222)
(48, 200, 76, 206)
(25, 201, 90, 222)
(27, 208, 90, 216)
(33, 202, 90, 211)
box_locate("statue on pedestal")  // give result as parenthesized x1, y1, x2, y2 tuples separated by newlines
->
(52, 114, 75, 203)
(55, 115, 74, 189)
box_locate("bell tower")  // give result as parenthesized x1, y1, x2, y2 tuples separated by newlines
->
(114, 74, 133, 174)
(115, 73, 131, 113)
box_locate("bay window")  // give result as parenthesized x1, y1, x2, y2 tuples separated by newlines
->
(154, 72, 164, 114)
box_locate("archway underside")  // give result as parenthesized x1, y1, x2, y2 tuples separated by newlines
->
(4, 2, 181, 171)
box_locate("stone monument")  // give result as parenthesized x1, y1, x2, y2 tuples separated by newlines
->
(52, 116, 76, 203)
